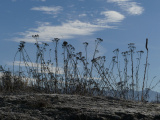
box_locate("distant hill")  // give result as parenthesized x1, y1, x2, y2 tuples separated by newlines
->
(98, 89, 160, 102)
(136, 89, 160, 102)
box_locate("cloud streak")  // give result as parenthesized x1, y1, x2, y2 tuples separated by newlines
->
(97, 11, 125, 25)
(79, 14, 87, 17)
(31, 6, 63, 15)
(14, 20, 109, 43)
(14, 8, 126, 43)
(31, 0, 46, 2)
(13, 1, 133, 44)
(9, 61, 64, 74)
(107, 0, 144, 15)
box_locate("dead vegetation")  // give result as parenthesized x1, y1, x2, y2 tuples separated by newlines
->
(0, 36, 159, 101)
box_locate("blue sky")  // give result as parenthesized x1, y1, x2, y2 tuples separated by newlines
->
(1, 0, 160, 91)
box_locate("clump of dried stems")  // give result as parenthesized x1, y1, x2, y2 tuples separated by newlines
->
(0, 35, 159, 102)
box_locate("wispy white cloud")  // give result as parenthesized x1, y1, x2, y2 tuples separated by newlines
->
(31, 6, 63, 15)
(79, 14, 87, 17)
(12, 0, 46, 2)
(14, 8, 126, 43)
(107, 0, 144, 15)
(7, 61, 65, 85)
(124, 2, 144, 15)
(31, 0, 46, 2)
(14, 20, 110, 43)
(97, 11, 125, 25)
(8, 61, 64, 74)
(108, 0, 129, 2)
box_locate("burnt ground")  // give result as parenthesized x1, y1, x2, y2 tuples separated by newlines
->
(0, 93, 160, 120)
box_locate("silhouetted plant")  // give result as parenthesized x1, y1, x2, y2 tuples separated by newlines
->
(141, 38, 148, 101)
(128, 43, 136, 99)
(135, 50, 144, 101)
(0, 35, 159, 102)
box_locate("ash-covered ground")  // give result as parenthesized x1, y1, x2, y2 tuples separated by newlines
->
(0, 93, 160, 120)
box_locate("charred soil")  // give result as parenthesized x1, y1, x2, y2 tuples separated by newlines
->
(0, 93, 159, 120)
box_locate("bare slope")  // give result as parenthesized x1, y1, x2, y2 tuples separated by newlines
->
(0, 93, 160, 120)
